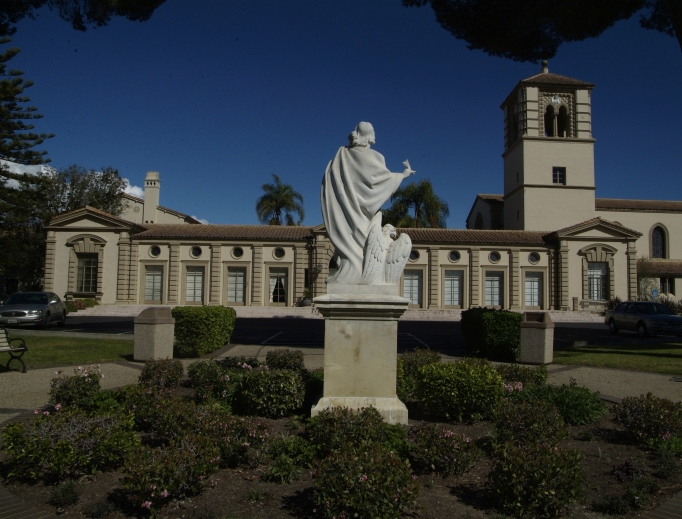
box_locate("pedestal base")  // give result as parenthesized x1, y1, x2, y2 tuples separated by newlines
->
(311, 397, 408, 424)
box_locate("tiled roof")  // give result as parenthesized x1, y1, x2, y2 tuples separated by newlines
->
(123, 193, 144, 203)
(550, 217, 641, 237)
(134, 224, 315, 241)
(520, 72, 594, 87)
(122, 193, 202, 223)
(641, 261, 682, 277)
(477, 194, 504, 203)
(49, 206, 144, 228)
(596, 198, 682, 213)
(400, 228, 549, 245)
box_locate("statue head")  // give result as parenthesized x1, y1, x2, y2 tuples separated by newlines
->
(382, 224, 397, 240)
(348, 121, 376, 148)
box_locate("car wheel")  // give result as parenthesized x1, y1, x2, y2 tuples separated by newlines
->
(38, 313, 50, 330)
(58, 311, 66, 327)
(608, 319, 619, 335)
(637, 322, 649, 338)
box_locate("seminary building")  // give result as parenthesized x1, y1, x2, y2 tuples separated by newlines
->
(44, 64, 682, 311)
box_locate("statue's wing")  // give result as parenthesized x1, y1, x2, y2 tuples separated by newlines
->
(384, 233, 412, 285)
(361, 222, 387, 285)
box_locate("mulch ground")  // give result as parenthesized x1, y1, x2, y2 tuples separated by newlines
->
(1, 400, 681, 519)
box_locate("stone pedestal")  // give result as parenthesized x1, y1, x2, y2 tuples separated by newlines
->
(311, 285, 410, 424)
(134, 307, 175, 361)
(519, 311, 554, 365)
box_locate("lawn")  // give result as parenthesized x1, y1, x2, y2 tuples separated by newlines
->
(553, 342, 682, 375)
(4, 333, 133, 369)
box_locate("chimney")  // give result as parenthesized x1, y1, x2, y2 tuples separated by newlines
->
(143, 171, 160, 224)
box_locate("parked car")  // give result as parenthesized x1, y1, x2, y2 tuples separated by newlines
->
(605, 301, 682, 338)
(0, 292, 67, 329)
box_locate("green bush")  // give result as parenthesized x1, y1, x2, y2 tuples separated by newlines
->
(261, 454, 301, 484)
(49, 481, 81, 508)
(65, 301, 79, 313)
(494, 400, 568, 448)
(408, 424, 482, 477)
(49, 365, 103, 409)
(171, 305, 236, 356)
(2, 410, 139, 482)
(460, 307, 522, 361)
(416, 358, 504, 422)
(268, 433, 316, 468)
(313, 442, 419, 519)
(266, 348, 305, 371)
(307, 407, 408, 459)
(138, 359, 184, 389)
(397, 348, 441, 401)
(495, 364, 548, 387)
(516, 379, 608, 426)
(121, 433, 220, 511)
(121, 385, 193, 441)
(234, 368, 305, 418)
(304, 368, 324, 410)
(489, 442, 583, 518)
(218, 356, 262, 369)
(82, 298, 98, 308)
(614, 393, 682, 446)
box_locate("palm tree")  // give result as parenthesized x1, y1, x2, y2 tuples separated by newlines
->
(255, 174, 305, 226)
(383, 179, 449, 228)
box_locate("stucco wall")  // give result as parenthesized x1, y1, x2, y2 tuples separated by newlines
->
(596, 210, 682, 259)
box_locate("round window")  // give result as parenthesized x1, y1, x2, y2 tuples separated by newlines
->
(149, 245, 161, 258)
(528, 252, 541, 264)
(409, 250, 420, 261)
(273, 247, 285, 259)
(191, 246, 202, 258)
(449, 250, 460, 263)
(232, 246, 244, 259)
(489, 251, 501, 263)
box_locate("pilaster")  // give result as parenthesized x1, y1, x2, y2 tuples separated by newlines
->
(470, 249, 480, 307)
(510, 249, 520, 310)
(168, 245, 180, 303)
(44, 232, 56, 291)
(428, 248, 439, 308)
(559, 240, 569, 310)
(209, 244, 221, 305)
(627, 243, 638, 300)
(252, 245, 263, 305)
(116, 232, 131, 303)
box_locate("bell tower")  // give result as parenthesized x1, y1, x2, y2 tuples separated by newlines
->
(143, 171, 160, 224)
(501, 61, 596, 230)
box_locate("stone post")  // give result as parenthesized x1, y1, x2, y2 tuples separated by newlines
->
(134, 307, 175, 361)
(518, 311, 554, 365)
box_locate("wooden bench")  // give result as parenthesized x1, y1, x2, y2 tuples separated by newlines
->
(0, 328, 28, 373)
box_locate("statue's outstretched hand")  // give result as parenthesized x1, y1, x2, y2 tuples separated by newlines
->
(402, 159, 416, 178)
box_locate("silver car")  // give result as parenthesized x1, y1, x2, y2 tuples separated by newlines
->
(0, 292, 67, 329)
(605, 301, 682, 338)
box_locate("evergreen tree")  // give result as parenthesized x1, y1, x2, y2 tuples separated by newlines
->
(44, 165, 128, 216)
(383, 179, 449, 228)
(255, 174, 305, 226)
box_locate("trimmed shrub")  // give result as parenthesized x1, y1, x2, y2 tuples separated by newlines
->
(49, 481, 81, 508)
(605, 296, 623, 312)
(408, 424, 482, 477)
(261, 454, 301, 484)
(397, 348, 441, 401)
(234, 368, 305, 418)
(49, 365, 104, 409)
(82, 298, 98, 308)
(2, 410, 139, 482)
(268, 433, 316, 468)
(121, 385, 192, 441)
(266, 348, 305, 371)
(416, 358, 504, 422)
(121, 433, 220, 511)
(218, 356, 262, 370)
(494, 400, 568, 448)
(307, 407, 408, 459)
(489, 442, 583, 518)
(495, 364, 548, 387)
(312, 442, 419, 519)
(515, 379, 607, 426)
(171, 305, 236, 356)
(460, 307, 522, 361)
(614, 393, 682, 446)
(138, 359, 184, 389)
(304, 368, 324, 410)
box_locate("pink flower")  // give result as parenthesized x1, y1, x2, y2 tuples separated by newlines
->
(662, 432, 672, 441)
(359, 474, 368, 481)
(55, 404, 62, 410)
(142, 501, 152, 509)
(161, 490, 169, 498)
(43, 411, 50, 416)
(33, 408, 39, 414)
(149, 484, 157, 490)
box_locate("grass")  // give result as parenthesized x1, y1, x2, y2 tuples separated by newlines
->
(3, 333, 133, 369)
(553, 342, 682, 375)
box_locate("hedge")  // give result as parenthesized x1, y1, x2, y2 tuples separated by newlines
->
(460, 307, 522, 361)
(171, 306, 237, 356)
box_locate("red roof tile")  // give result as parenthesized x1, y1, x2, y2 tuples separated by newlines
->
(520, 72, 594, 88)
(134, 224, 315, 241)
(641, 261, 682, 277)
(400, 228, 549, 245)
(596, 198, 682, 213)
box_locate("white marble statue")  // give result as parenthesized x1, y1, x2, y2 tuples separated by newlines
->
(321, 122, 415, 285)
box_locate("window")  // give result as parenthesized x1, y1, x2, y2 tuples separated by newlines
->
(587, 262, 608, 300)
(273, 247, 285, 259)
(525, 272, 543, 308)
(485, 271, 504, 306)
(227, 267, 247, 304)
(149, 245, 161, 258)
(448, 250, 460, 263)
(489, 251, 501, 263)
(528, 252, 541, 264)
(232, 247, 244, 259)
(444, 270, 463, 307)
(544, 105, 555, 137)
(661, 277, 675, 295)
(403, 269, 423, 307)
(269, 268, 287, 305)
(557, 105, 568, 137)
(652, 227, 666, 258)
(190, 246, 202, 258)
(76, 254, 98, 293)
(186, 266, 205, 303)
(552, 167, 566, 185)
(409, 250, 420, 261)
(144, 265, 163, 303)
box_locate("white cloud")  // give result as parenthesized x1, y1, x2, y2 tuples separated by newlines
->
(0, 159, 54, 188)
(123, 179, 145, 198)
(191, 215, 209, 224)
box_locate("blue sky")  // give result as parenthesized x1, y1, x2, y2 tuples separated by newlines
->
(8, 0, 682, 227)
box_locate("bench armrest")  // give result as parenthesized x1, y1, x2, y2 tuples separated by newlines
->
(8, 337, 26, 350)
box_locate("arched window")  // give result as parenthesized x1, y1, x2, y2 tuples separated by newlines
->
(652, 226, 666, 258)
(557, 106, 568, 137)
(544, 105, 555, 137)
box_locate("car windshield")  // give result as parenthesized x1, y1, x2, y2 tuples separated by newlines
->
(4, 294, 48, 305)
(635, 303, 674, 315)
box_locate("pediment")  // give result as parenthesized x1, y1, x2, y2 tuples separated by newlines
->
(551, 217, 641, 240)
(48, 206, 140, 231)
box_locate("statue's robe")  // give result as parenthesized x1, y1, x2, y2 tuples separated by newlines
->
(321, 145, 403, 285)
